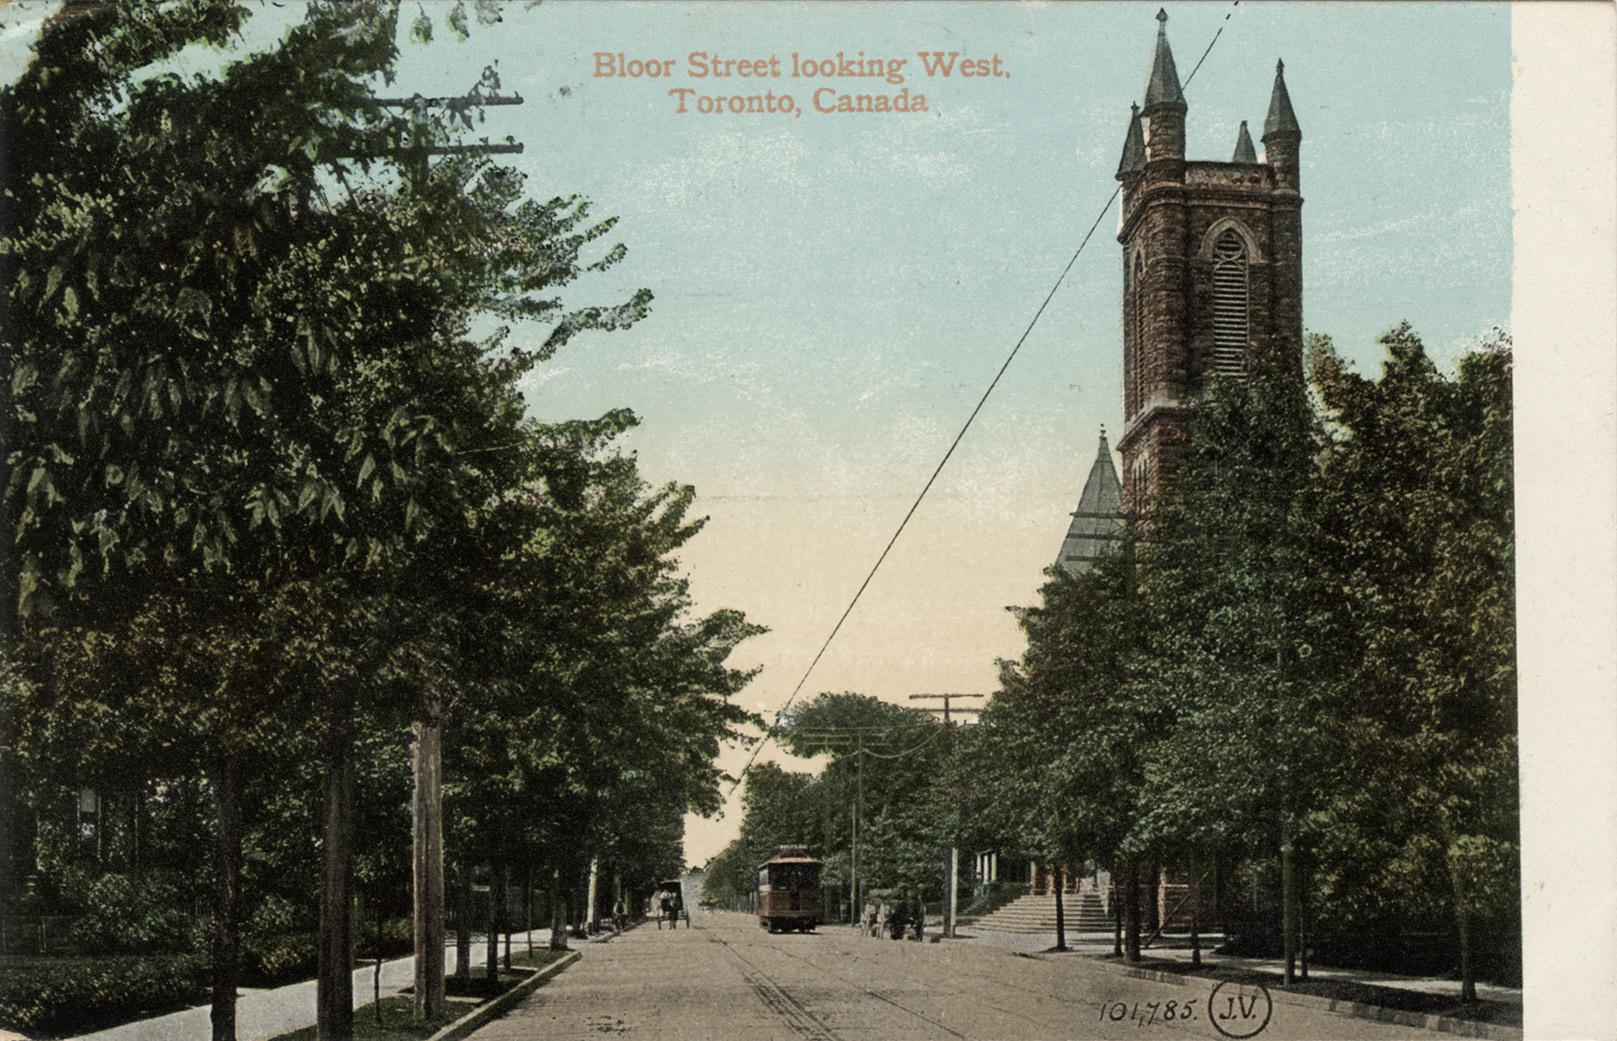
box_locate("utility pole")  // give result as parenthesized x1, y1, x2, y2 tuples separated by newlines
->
(854, 729, 862, 924)
(799, 725, 888, 925)
(907, 694, 983, 939)
(906, 692, 985, 728)
(334, 89, 525, 1026)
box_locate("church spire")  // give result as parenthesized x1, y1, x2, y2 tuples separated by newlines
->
(1232, 120, 1257, 162)
(1143, 9, 1186, 111)
(1056, 429, 1124, 574)
(1262, 59, 1301, 191)
(1263, 59, 1301, 140)
(1116, 103, 1145, 178)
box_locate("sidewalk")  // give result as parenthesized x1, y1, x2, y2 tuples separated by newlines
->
(70, 930, 555, 1041)
(957, 927, 1522, 1035)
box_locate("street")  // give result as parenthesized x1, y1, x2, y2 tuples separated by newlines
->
(464, 912, 1470, 1041)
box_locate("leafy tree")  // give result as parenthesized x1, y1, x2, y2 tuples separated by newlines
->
(1126, 355, 1333, 981)
(968, 552, 1141, 952)
(1310, 326, 1516, 1000)
(703, 694, 952, 922)
(4, 3, 652, 1038)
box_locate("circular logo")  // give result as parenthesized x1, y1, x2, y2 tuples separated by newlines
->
(1208, 980, 1273, 1039)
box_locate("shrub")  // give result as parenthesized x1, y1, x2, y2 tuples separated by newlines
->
(0, 953, 207, 1036)
(66, 872, 198, 954)
(241, 931, 318, 987)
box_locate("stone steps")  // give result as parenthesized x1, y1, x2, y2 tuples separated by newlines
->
(973, 892, 1113, 934)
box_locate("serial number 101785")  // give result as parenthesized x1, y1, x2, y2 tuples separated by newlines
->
(1097, 999, 1198, 1025)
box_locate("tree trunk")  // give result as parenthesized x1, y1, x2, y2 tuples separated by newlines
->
(373, 898, 383, 1025)
(454, 861, 471, 982)
(317, 682, 354, 1041)
(1281, 834, 1297, 987)
(1147, 860, 1160, 935)
(1124, 861, 1142, 963)
(209, 753, 242, 1041)
(549, 868, 568, 950)
(410, 704, 444, 1020)
(1112, 871, 1123, 957)
(485, 860, 499, 981)
(1053, 864, 1067, 952)
(1298, 861, 1310, 980)
(1190, 854, 1202, 968)
(586, 857, 600, 935)
(1452, 857, 1477, 1002)
(500, 863, 511, 970)
(525, 868, 534, 953)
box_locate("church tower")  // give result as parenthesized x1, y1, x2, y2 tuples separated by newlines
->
(1115, 10, 1303, 514)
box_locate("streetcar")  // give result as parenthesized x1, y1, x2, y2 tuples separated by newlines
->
(758, 845, 821, 933)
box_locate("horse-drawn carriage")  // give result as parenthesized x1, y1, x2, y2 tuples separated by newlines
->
(655, 878, 686, 929)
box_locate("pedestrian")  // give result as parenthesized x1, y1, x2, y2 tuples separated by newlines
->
(889, 897, 909, 940)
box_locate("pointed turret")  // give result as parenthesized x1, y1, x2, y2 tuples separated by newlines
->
(1262, 59, 1301, 140)
(1116, 103, 1145, 179)
(1232, 120, 1257, 163)
(1262, 59, 1301, 191)
(1140, 9, 1187, 170)
(1143, 9, 1186, 111)
(1057, 429, 1125, 574)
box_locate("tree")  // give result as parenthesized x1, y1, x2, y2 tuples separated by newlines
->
(1310, 325, 1516, 1001)
(4, 4, 653, 1038)
(1125, 355, 1333, 983)
(968, 553, 1140, 953)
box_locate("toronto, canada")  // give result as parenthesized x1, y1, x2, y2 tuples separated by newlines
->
(0, 3, 1612, 1041)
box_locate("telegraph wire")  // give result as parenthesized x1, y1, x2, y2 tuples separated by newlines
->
(723, 0, 1245, 802)
(1184, 0, 1239, 89)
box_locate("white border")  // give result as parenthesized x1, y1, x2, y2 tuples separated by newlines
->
(1513, 5, 1617, 1039)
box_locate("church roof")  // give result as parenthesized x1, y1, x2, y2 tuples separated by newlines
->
(1263, 59, 1301, 139)
(1116, 103, 1145, 177)
(1143, 9, 1186, 111)
(1057, 430, 1125, 574)
(1232, 120, 1257, 162)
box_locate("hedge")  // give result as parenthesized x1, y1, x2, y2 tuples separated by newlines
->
(0, 952, 207, 1036)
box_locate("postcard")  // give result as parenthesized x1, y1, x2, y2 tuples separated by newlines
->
(0, 3, 1612, 1040)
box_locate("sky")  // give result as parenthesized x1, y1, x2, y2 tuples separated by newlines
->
(0, 1, 1513, 867)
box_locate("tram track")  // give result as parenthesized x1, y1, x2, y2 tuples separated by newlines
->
(699, 919, 982, 1041)
(700, 925, 844, 1041)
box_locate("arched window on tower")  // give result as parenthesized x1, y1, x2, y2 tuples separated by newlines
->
(1210, 229, 1249, 379)
(1130, 254, 1146, 412)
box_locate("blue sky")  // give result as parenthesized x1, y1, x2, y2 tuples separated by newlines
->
(0, 1, 1513, 862)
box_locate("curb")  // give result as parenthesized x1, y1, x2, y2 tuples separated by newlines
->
(1111, 963, 1522, 1041)
(422, 950, 580, 1041)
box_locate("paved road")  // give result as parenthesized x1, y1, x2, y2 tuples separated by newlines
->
(466, 912, 1473, 1041)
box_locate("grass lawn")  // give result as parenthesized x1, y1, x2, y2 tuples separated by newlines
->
(268, 996, 449, 1041)
(269, 948, 577, 1041)
(512, 947, 572, 969)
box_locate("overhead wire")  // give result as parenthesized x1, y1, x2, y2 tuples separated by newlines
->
(723, 0, 1244, 803)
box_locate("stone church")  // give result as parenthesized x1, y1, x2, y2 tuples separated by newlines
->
(983, 9, 1305, 936)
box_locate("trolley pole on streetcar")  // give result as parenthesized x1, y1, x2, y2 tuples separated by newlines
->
(907, 694, 984, 939)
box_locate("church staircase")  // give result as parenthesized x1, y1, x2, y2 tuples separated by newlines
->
(970, 891, 1112, 934)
